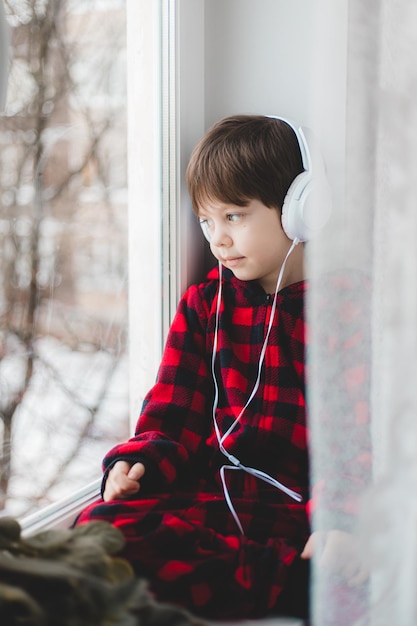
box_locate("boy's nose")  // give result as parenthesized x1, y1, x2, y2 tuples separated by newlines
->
(210, 224, 232, 247)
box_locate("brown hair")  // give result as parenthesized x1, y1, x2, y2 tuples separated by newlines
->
(186, 115, 304, 214)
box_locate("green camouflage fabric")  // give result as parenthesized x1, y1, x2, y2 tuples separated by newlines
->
(0, 517, 207, 626)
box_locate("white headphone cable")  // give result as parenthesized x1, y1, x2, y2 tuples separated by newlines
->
(211, 238, 302, 534)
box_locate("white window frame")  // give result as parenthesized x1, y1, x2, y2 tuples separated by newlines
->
(128, 0, 205, 431)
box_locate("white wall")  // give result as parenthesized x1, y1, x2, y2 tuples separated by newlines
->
(202, 0, 348, 244)
(204, 0, 315, 126)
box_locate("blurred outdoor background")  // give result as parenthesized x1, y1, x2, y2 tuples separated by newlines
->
(0, 0, 129, 517)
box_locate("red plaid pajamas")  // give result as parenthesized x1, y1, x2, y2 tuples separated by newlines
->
(77, 267, 312, 619)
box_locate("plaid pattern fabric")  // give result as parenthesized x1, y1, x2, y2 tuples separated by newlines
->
(78, 267, 311, 619)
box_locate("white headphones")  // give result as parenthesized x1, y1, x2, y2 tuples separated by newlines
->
(198, 115, 332, 244)
(271, 116, 332, 242)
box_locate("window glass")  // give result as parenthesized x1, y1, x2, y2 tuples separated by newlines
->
(0, 0, 128, 516)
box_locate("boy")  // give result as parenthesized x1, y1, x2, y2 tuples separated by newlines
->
(77, 115, 313, 620)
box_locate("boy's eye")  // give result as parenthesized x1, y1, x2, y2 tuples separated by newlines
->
(226, 213, 242, 223)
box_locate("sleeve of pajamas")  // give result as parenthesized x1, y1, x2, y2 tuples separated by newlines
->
(102, 280, 217, 492)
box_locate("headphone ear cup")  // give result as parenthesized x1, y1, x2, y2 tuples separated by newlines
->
(273, 120, 332, 242)
(281, 168, 332, 242)
(281, 172, 312, 241)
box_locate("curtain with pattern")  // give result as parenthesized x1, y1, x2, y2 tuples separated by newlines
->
(309, 2, 417, 624)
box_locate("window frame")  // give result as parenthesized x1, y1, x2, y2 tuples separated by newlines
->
(127, 0, 205, 430)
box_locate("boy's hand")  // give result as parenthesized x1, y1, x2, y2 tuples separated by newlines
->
(301, 530, 368, 587)
(103, 461, 145, 502)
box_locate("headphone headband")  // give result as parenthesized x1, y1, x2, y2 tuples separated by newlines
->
(267, 115, 332, 242)
(266, 116, 311, 173)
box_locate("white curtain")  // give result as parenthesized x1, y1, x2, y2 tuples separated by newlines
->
(309, 1, 417, 624)
(0, 0, 8, 111)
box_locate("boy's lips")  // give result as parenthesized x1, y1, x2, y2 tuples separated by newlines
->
(222, 256, 244, 267)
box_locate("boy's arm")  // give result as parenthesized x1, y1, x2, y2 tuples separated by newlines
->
(101, 282, 215, 496)
(301, 530, 368, 586)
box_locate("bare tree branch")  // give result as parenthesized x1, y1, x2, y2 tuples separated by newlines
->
(0, 0, 127, 513)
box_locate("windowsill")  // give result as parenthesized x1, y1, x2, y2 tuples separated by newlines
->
(19, 477, 101, 536)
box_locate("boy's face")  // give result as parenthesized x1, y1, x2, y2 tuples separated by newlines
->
(198, 198, 304, 293)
